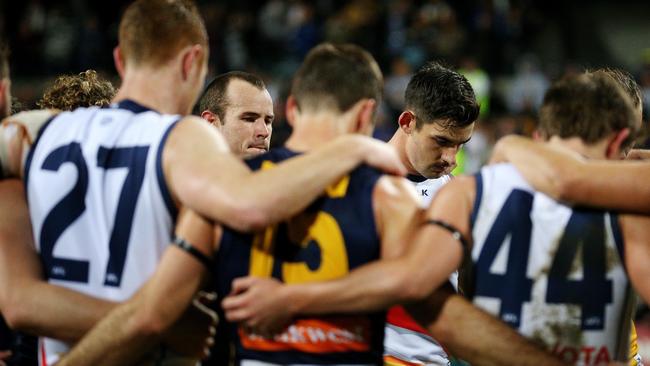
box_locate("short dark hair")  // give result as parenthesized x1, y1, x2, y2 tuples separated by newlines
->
(37, 70, 116, 110)
(405, 62, 479, 129)
(291, 43, 383, 113)
(539, 73, 637, 148)
(196, 71, 267, 122)
(0, 40, 9, 79)
(119, 0, 208, 67)
(588, 68, 642, 111)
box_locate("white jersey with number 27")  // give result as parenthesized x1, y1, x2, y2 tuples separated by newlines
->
(25, 100, 180, 365)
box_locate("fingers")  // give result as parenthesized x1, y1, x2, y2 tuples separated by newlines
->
(224, 305, 251, 322)
(230, 276, 257, 295)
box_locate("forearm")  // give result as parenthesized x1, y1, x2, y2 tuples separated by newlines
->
(212, 135, 370, 231)
(288, 261, 414, 315)
(4, 280, 115, 342)
(497, 136, 650, 213)
(496, 136, 577, 201)
(407, 288, 567, 366)
(289, 231, 462, 315)
(57, 300, 158, 366)
(0, 180, 114, 341)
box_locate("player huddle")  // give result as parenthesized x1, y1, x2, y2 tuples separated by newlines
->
(0, 1, 648, 366)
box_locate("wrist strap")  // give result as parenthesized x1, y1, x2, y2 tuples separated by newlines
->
(172, 236, 213, 271)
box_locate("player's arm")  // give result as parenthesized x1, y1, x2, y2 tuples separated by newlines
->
(0, 110, 59, 179)
(406, 285, 568, 366)
(223, 176, 470, 329)
(0, 179, 115, 343)
(620, 213, 650, 303)
(57, 208, 218, 366)
(164, 117, 406, 232)
(491, 135, 650, 214)
(626, 149, 650, 160)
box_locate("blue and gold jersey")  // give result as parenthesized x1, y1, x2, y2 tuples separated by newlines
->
(214, 147, 385, 365)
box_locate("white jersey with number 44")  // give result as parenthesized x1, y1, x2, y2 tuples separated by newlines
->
(469, 163, 632, 366)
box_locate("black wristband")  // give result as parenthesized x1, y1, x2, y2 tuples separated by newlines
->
(172, 236, 213, 271)
(424, 219, 470, 251)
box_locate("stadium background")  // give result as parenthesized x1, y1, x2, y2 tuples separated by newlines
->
(1, 0, 650, 361)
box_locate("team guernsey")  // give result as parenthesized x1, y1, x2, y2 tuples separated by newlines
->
(24, 100, 179, 365)
(384, 174, 454, 366)
(214, 147, 385, 366)
(468, 163, 632, 366)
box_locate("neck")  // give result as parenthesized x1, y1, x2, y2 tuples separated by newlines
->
(547, 136, 608, 159)
(388, 128, 418, 175)
(285, 112, 352, 151)
(113, 64, 188, 115)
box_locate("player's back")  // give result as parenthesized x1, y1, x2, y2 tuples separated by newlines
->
(468, 163, 632, 366)
(24, 100, 180, 363)
(214, 147, 385, 366)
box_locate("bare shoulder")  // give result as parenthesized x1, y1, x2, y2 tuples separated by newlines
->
(167, 115, 228, 152)
(1, 110, 61, 178)
(3, 109, 60, 141)
(373, 175, 424, 258)
(373, 175, 420, 205)
(433, 175, 476, 206)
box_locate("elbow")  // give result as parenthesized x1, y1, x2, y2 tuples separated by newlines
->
(551, 173, 575, 203)
(226, 203, 269, 232)
(1, 285, 33, 331)
(400, 282, 433, 303)
(130, 306, 169, 339)
(390, 269, 431, 303)
(2, 300, 32, 331)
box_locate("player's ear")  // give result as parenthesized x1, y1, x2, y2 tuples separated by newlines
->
(398, 111, 416, 134)
(201, 110, 220, 127)
(113, 47, 125, 78)
(285, 95, 298, 128)
(606, 128, 630, 160)
(356, 98, 376, 135)
(181, 45, 202, 82)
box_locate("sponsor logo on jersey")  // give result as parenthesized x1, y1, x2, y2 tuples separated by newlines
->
(240, 317, 371, 353)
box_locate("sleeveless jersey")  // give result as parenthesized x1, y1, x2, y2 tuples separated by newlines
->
(24, 100, 180, 365)
(214, 147, 385, 365)
(467, 163, 632, 366)
(383, 174, 454, 366)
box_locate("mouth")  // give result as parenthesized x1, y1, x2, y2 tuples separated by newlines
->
(247, 145, 268, 152)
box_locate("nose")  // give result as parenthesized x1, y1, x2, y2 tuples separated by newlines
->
(441, 146, 459, 167)
(254, 119, 271, 139)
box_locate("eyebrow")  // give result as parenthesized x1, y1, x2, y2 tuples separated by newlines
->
(432, 135, 472, 145)
(240, 111, 275, 120)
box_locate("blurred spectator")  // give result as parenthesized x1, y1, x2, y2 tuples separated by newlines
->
(459, 56, 491, 118)
(506, 55, 549, 114)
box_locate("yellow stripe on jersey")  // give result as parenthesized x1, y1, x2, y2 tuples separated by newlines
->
(384, 355, 424, 366)
(630, 323, 643, 366)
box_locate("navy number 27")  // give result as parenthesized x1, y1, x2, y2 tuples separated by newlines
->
(474, 189, 613, 330)
(39, 142, 149, 287)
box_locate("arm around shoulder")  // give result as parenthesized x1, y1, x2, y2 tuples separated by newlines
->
(164, 119, 405, 231)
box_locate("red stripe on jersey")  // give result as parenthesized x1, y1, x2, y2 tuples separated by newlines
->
(386, 306, 429, 334)
(39, 338, 47, 366)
